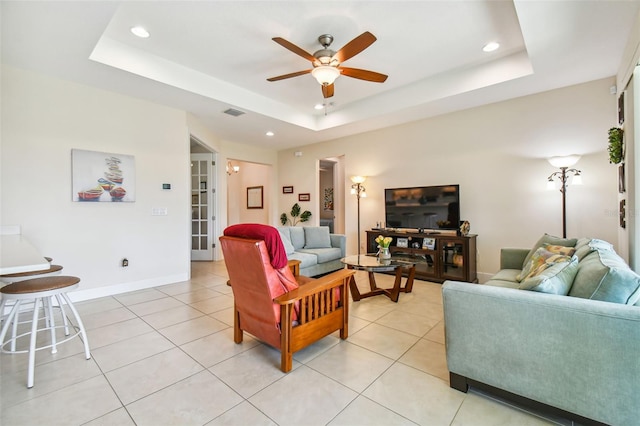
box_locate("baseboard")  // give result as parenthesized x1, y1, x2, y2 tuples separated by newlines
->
(67, 273, 190, 302)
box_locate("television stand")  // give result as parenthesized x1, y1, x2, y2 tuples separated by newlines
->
(366, 230, 477, 283)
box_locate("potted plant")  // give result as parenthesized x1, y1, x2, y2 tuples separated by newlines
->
(608, 127, 624, 164)
(280, 203, 311, 226)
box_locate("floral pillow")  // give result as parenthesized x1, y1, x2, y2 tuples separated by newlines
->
(516, 244, 576, 282)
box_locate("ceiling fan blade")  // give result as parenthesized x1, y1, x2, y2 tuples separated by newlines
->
(267, 69, 312, 82)
(340, 67, 388, 83)
(272, 37, 316, 62)
(322, 83, 335, 98)
(333, 31, 377, 64)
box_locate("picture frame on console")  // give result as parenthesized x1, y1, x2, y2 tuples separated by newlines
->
(423, 237, 436, 250)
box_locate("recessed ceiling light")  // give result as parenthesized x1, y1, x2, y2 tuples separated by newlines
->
(266, 131, 274, 137)
(482, 42, 500, 52)
(131, 26, 150, 38)
(314, 103, 324, 110)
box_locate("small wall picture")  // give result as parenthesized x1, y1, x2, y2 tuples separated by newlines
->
(619, 164, 625, 193)
(283, 186, 293, 194)
(247, 186, 263, 209)
(72, 149, 135, 202)
(422, 237, 436, 250)
(298, 193, 310, 202)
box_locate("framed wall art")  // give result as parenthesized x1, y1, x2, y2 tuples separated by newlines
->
(619, 163, 626, 193)
(298, 193, 310, 202)
(247, 186, 263, 209)
(72, 149, 135, 202)
(283, 186, 294, 194)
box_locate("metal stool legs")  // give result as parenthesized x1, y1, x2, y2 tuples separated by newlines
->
(0, 276, 91, 388)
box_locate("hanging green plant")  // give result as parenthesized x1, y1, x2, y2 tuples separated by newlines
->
(608, 127, 624, 164)
(280, 203, 312, 226)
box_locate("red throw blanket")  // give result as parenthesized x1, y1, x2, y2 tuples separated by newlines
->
(224, 223, 288, 269)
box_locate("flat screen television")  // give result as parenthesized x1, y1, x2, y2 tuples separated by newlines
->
(384, 185, 460, 231)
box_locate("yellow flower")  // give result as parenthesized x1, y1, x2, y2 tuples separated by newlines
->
(375, 235, 392, 248)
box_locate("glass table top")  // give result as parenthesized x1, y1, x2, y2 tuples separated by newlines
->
(340, 254, 416, 271)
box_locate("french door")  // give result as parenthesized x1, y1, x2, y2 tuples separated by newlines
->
(190, 153, 215, 260)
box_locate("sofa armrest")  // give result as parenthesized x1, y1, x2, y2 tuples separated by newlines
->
(330, 234, 346, 257)
(500, 248, 529, 269)
(442, 280, 640, 425)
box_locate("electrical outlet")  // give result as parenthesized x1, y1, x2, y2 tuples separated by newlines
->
(122, 258, 128, 267)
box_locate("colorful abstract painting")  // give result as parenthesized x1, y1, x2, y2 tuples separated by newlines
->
(324, 187, 334, 210)
(72, 149, 135, 202)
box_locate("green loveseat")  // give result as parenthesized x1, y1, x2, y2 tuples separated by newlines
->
(442, 234, 640, 425)
(277, 226, 346, 277)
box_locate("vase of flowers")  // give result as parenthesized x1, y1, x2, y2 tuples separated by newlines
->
(375, 235, 392, 260)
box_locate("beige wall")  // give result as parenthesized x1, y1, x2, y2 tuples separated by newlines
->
(1, 66, 191, 299)
(0, 66, 277, 298)
(278, 78, 619, 281)
(0, 64, 621, 293)
(227, 160, 271, 226)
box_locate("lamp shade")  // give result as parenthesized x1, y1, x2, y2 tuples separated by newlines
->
(548, 155, 581, 168)
(311, 66, 340, 86)
(350, 176, 366, 184)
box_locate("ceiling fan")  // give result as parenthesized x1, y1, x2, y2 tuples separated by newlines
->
(267, 31, 388, 98)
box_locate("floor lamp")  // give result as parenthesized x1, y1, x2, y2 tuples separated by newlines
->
(350, 176, 367, 255)
(547, 155, 582, 238)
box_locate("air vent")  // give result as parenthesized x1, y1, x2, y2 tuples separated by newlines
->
(223, 108, 245, 117)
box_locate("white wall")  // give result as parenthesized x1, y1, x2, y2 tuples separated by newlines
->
(1, 66, 192, 300)
(278, 78, 619, 281)
(0, 67, 281, 294)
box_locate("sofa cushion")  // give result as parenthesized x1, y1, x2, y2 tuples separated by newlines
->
(303, 226, 332, 249)
(490, 269, 521, 283)
(519, 255, 579, 295)
(277, 227, 296, 255)
(484, 279, 520, 289)
(288, 227, 305, 249)
(286, 251, 318, 269)
(521, 234, 578, 270)
(297, 247, 342, 263)
(517, 244, 575, 281)
(570, 249, 640, 305)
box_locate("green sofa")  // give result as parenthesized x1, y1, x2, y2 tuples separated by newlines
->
(277, 226, 346, 277)
(442, 234, 640, 426)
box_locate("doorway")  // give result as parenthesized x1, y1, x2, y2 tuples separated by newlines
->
(319, 157, 345, 234)
(190, 137, 217, 261)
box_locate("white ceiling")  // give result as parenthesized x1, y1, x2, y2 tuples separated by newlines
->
(3, 1, 639, 150)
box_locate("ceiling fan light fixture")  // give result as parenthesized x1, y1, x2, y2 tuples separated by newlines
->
(312, 66, 340, 86)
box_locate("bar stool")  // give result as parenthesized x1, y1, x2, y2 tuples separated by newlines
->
(0, 263, 63, 284)
(0, 262, 65, 350)
(0, 276, 91, 388)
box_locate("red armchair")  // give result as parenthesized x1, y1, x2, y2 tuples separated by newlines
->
(220, 224, 354, 372)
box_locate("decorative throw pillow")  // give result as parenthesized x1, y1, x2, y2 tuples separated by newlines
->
(521, 234, 578, 271)
(277, 228, 296, 255)
(517, 245, 574, 282)
(519, 255, 579, 295)
(542, 243, 576, 257)
(303, 226, 332, 249)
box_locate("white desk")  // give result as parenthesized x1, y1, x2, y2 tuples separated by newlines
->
(0, 234, 50, 275)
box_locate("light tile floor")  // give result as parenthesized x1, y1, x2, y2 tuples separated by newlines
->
(1, 262, 570, 425)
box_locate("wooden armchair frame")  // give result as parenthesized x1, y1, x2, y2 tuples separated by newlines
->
(222, 235, 354, 372)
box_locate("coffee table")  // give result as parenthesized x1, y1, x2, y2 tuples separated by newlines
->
(341, 254, 416, 303)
